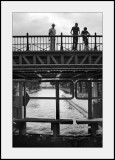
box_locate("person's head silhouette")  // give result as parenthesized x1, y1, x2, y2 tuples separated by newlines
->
(84, 27, 87, 31)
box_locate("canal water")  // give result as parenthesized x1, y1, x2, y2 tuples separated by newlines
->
(26, 89, 88, 136)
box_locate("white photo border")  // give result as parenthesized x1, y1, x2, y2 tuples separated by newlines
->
(1, 1, 114, 159)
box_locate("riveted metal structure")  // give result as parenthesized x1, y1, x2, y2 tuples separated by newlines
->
(13, 33, 102, 80)
(13, 33, 103, 147)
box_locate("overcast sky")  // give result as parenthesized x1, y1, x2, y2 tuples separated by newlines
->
(13, 13, 102, 36)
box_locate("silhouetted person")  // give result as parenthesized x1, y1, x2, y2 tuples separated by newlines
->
(70, 23, 80, 50)
(81, 27, 90, 50)
(49, 23, 56, 51)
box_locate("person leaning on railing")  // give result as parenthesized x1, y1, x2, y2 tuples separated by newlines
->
(81, 27, 90, 50)
(70, 23, 80, 50)
(48, 23, 56, 51)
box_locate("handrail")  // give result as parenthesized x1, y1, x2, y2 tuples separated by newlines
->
(12, 35, 103, 38)
(12, 33, 103, 52)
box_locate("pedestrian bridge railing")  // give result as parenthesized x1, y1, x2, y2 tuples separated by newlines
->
(12, 33, 103, 52)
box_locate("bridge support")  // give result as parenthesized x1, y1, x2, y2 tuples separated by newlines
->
(13, 81, 26, 134)
(55, 81, 60, 136)
(92, 82, 102, 118)
(88, 81, 92, 134)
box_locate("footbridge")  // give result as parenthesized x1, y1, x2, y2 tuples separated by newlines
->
(13, 33, 103, 147)
(13, 33, 102, 80)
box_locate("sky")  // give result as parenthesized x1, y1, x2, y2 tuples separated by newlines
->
(13, 13, 102, 36)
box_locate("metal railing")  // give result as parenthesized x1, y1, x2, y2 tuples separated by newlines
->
(13, 79, 102, 136)
(12, 32, 103, 52)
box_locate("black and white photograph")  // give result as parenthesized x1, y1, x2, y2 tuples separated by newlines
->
(1, 1, 114, 159)
(12, 12, 103, 147)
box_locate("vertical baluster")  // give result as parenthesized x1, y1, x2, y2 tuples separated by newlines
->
(78, 35, 79, 51)
(17, 37, 18, 51)
(90, 36, 92, 50)
(99, 37, 100, 51)
(30, 37, 31, 51)
(88, 36, 90, 50)
(15, 37, 16, 50)
(101, 37, 102, 51)
(24, 37, 26, 51)
(32, 37, 33, 51)
(14, 37, 16, 51)
(42, 37, 43, 51)
(79, 36, 81, 51)
(94, 32, 97, 50)
(81, 36, 83, 51)
(40, 37, 41, 51)
(45, 36, 46, 51)
(56, 37, 58, 51)
(56, 36, 57, 51)
(22, 37, 24, 51)
(83, 36, 84, 51)
(43, 37, 44, 51)
(33, 37, 35, 51)
(64, 37, 65, 51)
(20, 37, 21, 51)
(60, 32, 63, 51)
(102, 36, 103, 51)
(12, 37, 13, 51)
(33, 37, 34, 51)
(45, 37, 46, 51)
(67, 37, 69, 50)
(71, 36, 72, 50)
(47, 36, 48, 51)
(26, 33, 29, 51)
(34, 37, 36, 51)
(46, 37, 48, 51)
(65, 36, 67, 51)
(70, 37, 72, 50)
(23, 37, 24, 51)
(37, 36, 38, 51)
(47, 37, 49, 51)
(35, 37, 38, 51)
(31, 37, 33, 50)
(55, 36, 56, 51)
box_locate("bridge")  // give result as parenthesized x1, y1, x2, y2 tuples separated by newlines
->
(13, 33, 102, 80)
(13, 33, 103, 147)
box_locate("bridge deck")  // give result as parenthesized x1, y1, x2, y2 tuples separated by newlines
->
(13, 34, 102, 79)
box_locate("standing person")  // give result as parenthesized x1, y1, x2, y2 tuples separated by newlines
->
(70, 23, 80, 50)
(49, 23, 56, 51)
(81, 27, 90, 50)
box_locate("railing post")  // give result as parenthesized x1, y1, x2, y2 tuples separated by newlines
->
(55, 81, 60, 136)
(60, 32, 63, 51)
(26, 33, 29, 51)
(94, 32, 97, 50)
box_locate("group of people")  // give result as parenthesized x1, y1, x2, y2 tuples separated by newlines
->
(48, 23, 90, 51)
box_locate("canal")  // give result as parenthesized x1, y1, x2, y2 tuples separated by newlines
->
(26, 89, 88, 136)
